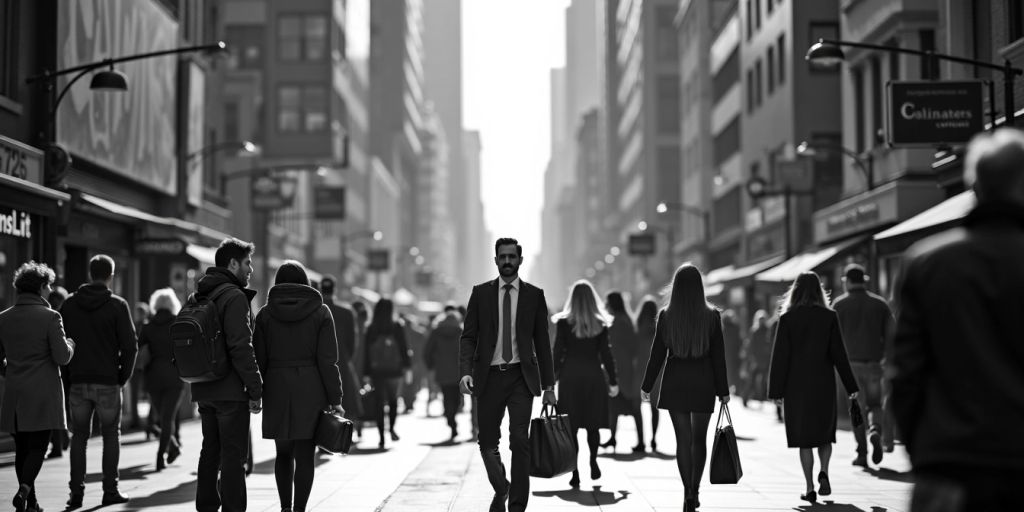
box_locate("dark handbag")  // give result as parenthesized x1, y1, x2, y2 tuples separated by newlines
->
(849, 398, 864, 428)
(709, 403, 743, 484)
(358, 385, 380, 423)
(528, 404, 578, 478)
(314, 410, 354, 454)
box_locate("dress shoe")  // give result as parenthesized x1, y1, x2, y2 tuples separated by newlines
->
(650, 439, 658, 452)
(13, 483, 30, 512)
(800, 491, 817, 502)
(101, 490, 130, 505)
(869, 432, 884, 464)
(390, 430, 401, 441)
(489, 478, 510, 512)
(684, 496, 696, 512)
(568, 471, 580, 488)
(599, 438, 616, 450)
(46, 449, 62, 459)
(818, 471, 831, 496)
(156, 455, 166, 472)
(851, 454, 868, 467)
(167, 442, 181, 464)
(66, 492, 83, 509)
(631, 443, 645, 453)
(590, 460, 602, 480)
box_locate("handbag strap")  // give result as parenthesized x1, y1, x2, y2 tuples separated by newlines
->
(541, 403, 561, 418)
(716, 402, 734, 430)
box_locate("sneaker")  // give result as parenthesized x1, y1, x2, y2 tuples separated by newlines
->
(851, 454, 868, 467)
(101, 491, 129, 505)
(869, 432, 884, 464)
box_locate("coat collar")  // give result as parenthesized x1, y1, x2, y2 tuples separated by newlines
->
(15, 293, 49, 308)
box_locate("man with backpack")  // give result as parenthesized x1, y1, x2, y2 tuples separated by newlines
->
(61, 255, 137, 509)
(186, 238, 263, 512)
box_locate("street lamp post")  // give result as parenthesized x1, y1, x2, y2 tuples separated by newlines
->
(806, 38, 1023, 126)
(746, 177, 814, 259)
(796, 140, 874, 191)
(656, 201, 712, 260)
(26, 41, 228, 187)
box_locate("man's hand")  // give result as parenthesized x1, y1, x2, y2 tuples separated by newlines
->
(848, 392, 859, 400)
(719, 395, 731, 404)
(459, 375, 474, 395)
(404, 369, 413, 385)
(249, 399, 262, 414)
(331, 403, 346, 417)
(641, 391, 651, 402)
(608, 385, 620, 398)
(542, 389, 557, 406)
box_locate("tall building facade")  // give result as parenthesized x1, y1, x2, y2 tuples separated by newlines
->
(462, 129, 490, 287)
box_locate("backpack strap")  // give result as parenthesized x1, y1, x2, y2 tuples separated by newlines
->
(206, 283, 236, 303)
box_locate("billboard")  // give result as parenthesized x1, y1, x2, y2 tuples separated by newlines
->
(186, 62, 206, 206)
(57, 0, 179, 193)
(886, 80, 986, 146)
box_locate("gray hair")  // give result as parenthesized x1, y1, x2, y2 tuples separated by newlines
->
(964, 127, 1024, 204)
(148, 287, 182, 315)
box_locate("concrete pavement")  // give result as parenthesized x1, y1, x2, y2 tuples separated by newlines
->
(0, 393, 913, 511)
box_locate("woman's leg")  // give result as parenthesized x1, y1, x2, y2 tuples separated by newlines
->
(818, 443, 832, 475)
(275, 440, 296, 509)
(160, 386, 184, 461)
(799, 448, 815, 495)
(689, 412, 713, 495)
(387, 379, 400, 437)
(587, 428, 601, 478)
(668, 411, 695, 498)
(15, 430, 50, 506)
(632, 401, 645, 450)
(372, 378, 387, 444)
(291, 440, 317, 511)
(650, 407, 660, 448)
(603, 416, 618, 446)
(149, 387, 168, 463)
(569, 428, 581, 487)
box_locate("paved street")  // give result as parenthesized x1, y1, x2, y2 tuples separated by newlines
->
(0, 393, 912, 511)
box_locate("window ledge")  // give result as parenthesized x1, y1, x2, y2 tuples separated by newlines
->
(0, 96, 23, 116)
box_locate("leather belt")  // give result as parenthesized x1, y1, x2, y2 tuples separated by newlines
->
(491, 363, 521, 372)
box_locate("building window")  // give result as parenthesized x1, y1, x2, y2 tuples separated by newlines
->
(754, 0, 761, 30)
(225, 25, 265, 70)
(656, 6, 678, 62)
(871, 56, 883, 147)
(777, 33, 786, 85)
(746, 0, 753, 40)
(713, 118, 741, 166)
(0, 0, 18, 102)
(278, 14, 328, 62)
(767, 46, 775, 94)
(755, 59, 763, 106)
(919, 29, 938, 79)
(746, 68, 755, 113)
(712, 50, 739, 103)
(224, 100, 240, 142)
(1009, 0, 1024, 41)
(852, 67, 865, 152)
(657, 75, 680, 133)
(277, 85, 328, 133)
(973, 0, 992, 79)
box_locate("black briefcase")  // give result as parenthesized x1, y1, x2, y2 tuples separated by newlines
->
(314, 411, 354, 454)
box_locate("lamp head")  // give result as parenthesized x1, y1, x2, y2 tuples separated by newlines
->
(656, 202, 668, 214)
(746, 176, 769, 199)
(796, 141, 817, 157)
(637, 221, 648, 231)
(89, 68, 128, 92)
(372, 230, 384, 241)
(806, 40, 845, 68)
(240, 141, 261, 157)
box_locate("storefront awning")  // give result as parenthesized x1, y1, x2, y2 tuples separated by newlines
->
(711, 255, 787, 287)
(351, 286, 381, 304)
(80, 193, 231, 243)
(704, 283, 725, 297)
(185, 244, 217, 268)
(755, 237, 867, 285)
(874, 190, 975, 243)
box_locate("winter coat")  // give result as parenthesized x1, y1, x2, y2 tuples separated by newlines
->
(0, 293, 75, 432)
(254, 284, 343, 440)
(324, 297, 362, 419)
(138, 310, 182, 393)
(61, 283, 136, 385)
(607, 313, 637, 399)
(363, 321, 412, 379)
(189, 268, 263, 402)
(424, 314, 463, 385)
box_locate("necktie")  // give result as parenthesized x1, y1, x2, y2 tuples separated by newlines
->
(502, 284, 513, 363)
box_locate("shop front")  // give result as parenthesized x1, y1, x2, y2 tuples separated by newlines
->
(705, 255, 786, 330)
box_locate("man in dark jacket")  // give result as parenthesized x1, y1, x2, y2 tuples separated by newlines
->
(61, 255, 136, 508)
(320, 275, 363, 422)
(893, 128, 1024, 512)
(192, 238, 263, 512)
(833, 263, 894, 467)
(425, 305, 464, 440)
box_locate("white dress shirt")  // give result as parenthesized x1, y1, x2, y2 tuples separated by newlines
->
(491, 277, 520, 365)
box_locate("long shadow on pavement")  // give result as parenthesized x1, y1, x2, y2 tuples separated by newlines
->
(599, 451, 674, 461)
(250, 452, 332, 475)
(533, 485, 631, 507)
(107, 479, 199, 510)
(863, 466, 914, 483)
(84, 464, 150, 483)
(793, 501, 880, 512)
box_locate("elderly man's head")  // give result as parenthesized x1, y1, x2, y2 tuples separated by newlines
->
(965, 128, 1024, 205)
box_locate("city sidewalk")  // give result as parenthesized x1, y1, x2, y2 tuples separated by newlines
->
(0, 394, 913, 511)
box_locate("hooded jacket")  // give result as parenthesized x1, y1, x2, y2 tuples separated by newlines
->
(189, 267, 263, 402)
(61, 283, 137, 385)
(253, 283, 342, 439)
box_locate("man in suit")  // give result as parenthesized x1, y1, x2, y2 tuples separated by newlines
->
(460, 238, 556, 512)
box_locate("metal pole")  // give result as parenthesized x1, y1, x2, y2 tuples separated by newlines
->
(1006, 60, 1017, 127)
(783, 187, 792, 260)
(989, 79, 999, 130)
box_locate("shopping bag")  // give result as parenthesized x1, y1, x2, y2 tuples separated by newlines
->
(849, 399, 864, 428)
(314, 410, 354, 454)
(528, 404, 578, 478)
(709, 403, 743, 484)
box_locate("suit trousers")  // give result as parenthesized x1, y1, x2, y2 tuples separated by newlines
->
(477, 366, 534, 512)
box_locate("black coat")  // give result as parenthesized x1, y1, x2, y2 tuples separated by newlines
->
(607, 313, 637, 399)
(139, 310, 182, 393)
(768, 305, 858, 448)
(642, 309, 729, 413)
(189, 268, 262, 402)
(893, 203, 1024, 471)
(254, 284, 342, 440)
(553, 320, 617, 429)
(324, 298, 362, 419)
(363, 320, 412, 379)
(61, 283, 137, 386)
(424, 314, 463, 385)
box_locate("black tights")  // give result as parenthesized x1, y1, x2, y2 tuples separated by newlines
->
(274, 439, 316, 511)
(374, 378, 400, 440)
(14, 430, 50, 504)
(572, 427, 600, 478)
(668, 411, 712, 498)
(608, 403, 645, 446)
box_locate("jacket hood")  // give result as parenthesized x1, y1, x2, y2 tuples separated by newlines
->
(72, 283, 113, 311)
(196, 267, 257, 302)
(265, 283, 323, 322)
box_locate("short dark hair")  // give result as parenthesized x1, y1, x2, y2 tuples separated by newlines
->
(275, 260, 310, 286)
(843, 263, 867, 284)
(321, 274, 337, 294)
(89, 254, 115, 281)
(494, 238, 522, 257)
(215, 238, 255, 268)
(14, 261, 56, 294)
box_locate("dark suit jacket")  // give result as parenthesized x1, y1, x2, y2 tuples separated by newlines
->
(459, 278, 555, 396)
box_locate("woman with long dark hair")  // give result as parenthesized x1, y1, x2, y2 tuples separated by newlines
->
(552, 280, 619, 488)
(362, 298, 411, 448)
(602, 291, 644, 452)
(138, 288, 185, 471)
(635, 296, 662, 450)
(641, 264, 729, 512)
(768, 271, 858, 503)
(253, 260, 344, 512)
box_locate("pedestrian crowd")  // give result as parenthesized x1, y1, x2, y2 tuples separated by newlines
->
(3, 127, 1024, 512)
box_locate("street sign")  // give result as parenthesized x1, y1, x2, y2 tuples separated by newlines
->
(368, 249, 390, 271)
(251, 175, 297, 210)
(315, 186, 346, 219)
(886, 80, 986, 146)
(777, 159, 811, 190)
(628, 234, 656, 255)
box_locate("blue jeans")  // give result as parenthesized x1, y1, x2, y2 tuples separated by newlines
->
(68, 383, 123, 494)
(196, 401, 251, 512)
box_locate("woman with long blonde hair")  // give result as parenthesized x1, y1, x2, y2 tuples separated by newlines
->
(552, 280, 620, 488)
(767, 272, 859, 503)
(641, 264, 729, 512)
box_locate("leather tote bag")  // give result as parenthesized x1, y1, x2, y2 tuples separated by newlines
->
(709, 403, 743, 484)
(528, 404, 578, 478)
(314, 410, 354, 454)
